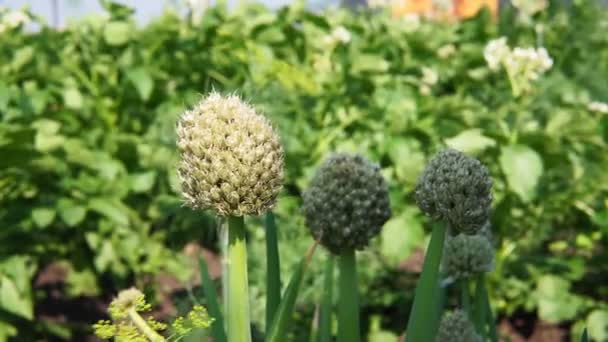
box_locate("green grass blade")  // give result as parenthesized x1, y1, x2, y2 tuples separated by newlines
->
(581, 328, 588, 342)
(405, 223, 447, 342)
(267, 243, 318, 342)
(338, 249, 360, 342)
(472, 274, 487, 336)
(227, 216, 251, 342)
(318, 256, 335, 342)
(265, 212, 282, 330)
(198, 256, 227, 342)
(484, 284, 498, 342)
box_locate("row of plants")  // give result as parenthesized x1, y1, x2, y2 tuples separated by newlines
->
(1, 0, 608, 340)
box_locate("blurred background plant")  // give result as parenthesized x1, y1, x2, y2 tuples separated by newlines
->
(1, 0, 608, 341)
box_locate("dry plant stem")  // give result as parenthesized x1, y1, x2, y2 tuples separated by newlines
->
(227, 216, 252, 342)
(127, 308, 165, 342)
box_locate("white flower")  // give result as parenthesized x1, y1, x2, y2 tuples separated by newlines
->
(483, 37, 553, 96)
(4, 10, 29, 28)
(332, 26, 351, 44)
(402, 14, 421, 33)
(588, 101, 608, 114)
(367, 0, 391, 9)
(322, 26, 352, 46)
(419, 84, 432, 96)
(421, 67, 438, 85)
(536, 47, 553, 71)
(512, 0, 548, 17)
(484, 37, 510, 71)
(438, 44, 456, 59)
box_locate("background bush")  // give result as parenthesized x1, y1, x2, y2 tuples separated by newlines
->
(1, 1, 608, 340)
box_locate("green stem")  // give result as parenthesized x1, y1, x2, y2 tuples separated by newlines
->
(338, 249, 360, 342)
(127, 308, 165, 342)
(227, 216, 251, 342)
(472, 274, 487, 337)
(220, 218, 229, 320)
(265, 212, 281, 329)
(318, 256, 335, 342)
(484, 284, 498, 342)
(460, 279, 471, 317)
(405, 223, 447, 342)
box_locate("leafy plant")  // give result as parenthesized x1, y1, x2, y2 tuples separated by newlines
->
(1, 0, 608, 340)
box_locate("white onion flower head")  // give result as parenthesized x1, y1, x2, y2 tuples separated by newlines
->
(177, 92, 284, 216)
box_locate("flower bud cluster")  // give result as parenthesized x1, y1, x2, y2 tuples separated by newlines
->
(177, 92, 284, 216)
(443, 233, 494, 281)
(303, 154, 391, 254)
(415, 149, 492, 234)
(436, 310, 482, 342)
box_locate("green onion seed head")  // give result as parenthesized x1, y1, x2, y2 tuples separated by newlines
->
(302, 153, 391, 254)
(415, 148, 492, 234)
(443, 233, 494, 280)
(177, 92, 284, 216)
(436, 309, 482, 342)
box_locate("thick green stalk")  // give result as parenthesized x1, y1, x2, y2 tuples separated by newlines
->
(460, 279, 471, 317)
(265, 212, 281, 330)
(338, 249, 360, 342)
(581, 328, 589, 342)
(484, 284, 498, 342)
(405, 223, 447, 342)
(318, 256, 335, 342)
(472, 274, 487, 336)
(127, 308, 165, 342)
(227, 216, 251, 342)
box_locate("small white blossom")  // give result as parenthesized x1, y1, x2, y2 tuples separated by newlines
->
(588, 101, 608, 114)
(367, 0, 391, 9)
(484, 37, 510, 71)
(512, 0, 548, 17)
(421, 67, 438, 85)
(419, 84, 432, 96)
(483, 37, 553, 96)
(323, 25, 352, 46)
(332, 26, 351, 44)
(438, 44, 456, 59)
(4, 10, 29, 28)
(402, 14, 421, 33)
(536, 47, 553, 70)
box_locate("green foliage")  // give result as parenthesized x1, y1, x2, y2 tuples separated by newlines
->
(1, 1, 608, 339)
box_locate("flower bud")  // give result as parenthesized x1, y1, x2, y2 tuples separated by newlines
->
(436, 309, 481, 342)
(443, 233, 494, 281)
(302, 154, 391, 254)
(415, 149, 492, 234)
(176, 92, 284, 216)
